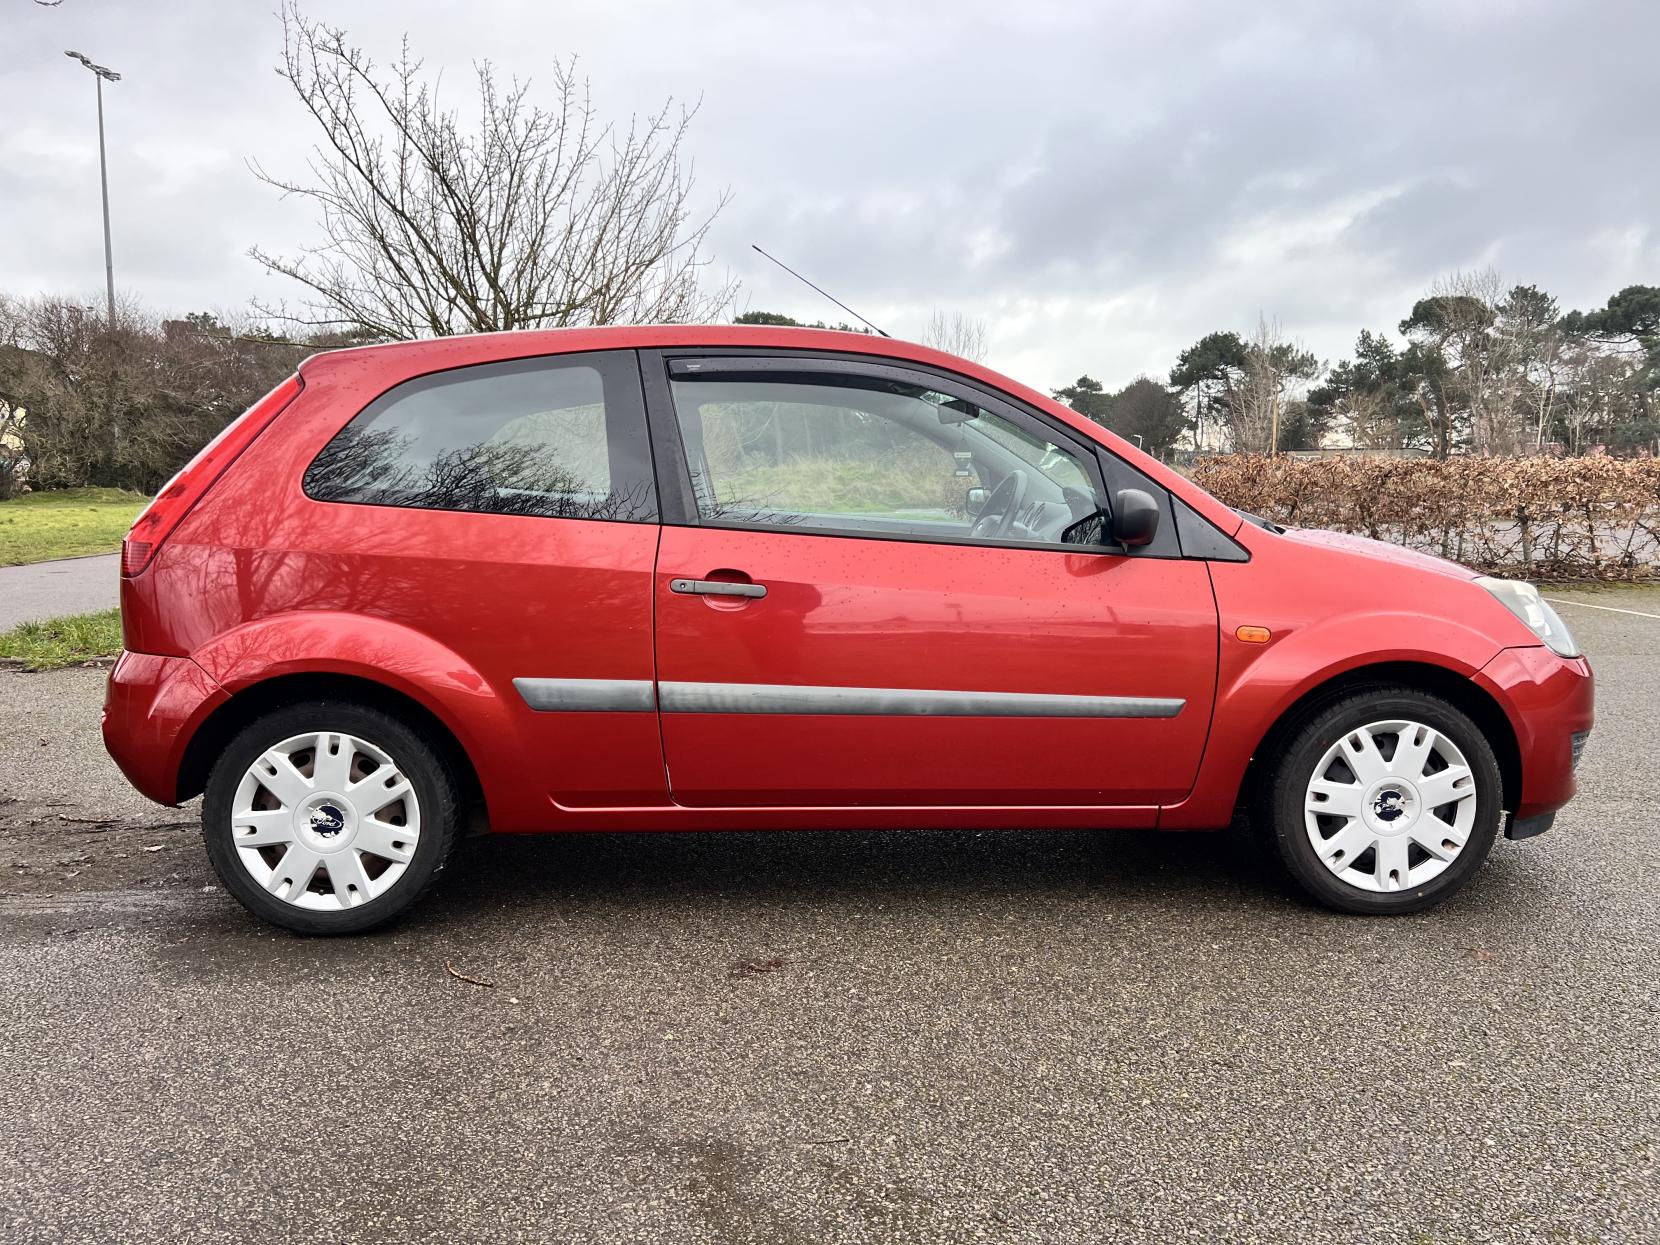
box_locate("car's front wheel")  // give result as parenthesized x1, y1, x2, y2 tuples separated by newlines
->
(1261, 687, 1504, 914)
(202, 702, 462, 934)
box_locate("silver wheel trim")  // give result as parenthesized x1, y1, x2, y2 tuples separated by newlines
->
(1303, 718, 1479, 894)
(229, 731, 422, 911)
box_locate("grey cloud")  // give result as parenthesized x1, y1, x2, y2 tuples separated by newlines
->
(2, 0, 1656, 389)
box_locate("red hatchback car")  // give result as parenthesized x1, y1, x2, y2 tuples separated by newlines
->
(103, 326, 1593, 933)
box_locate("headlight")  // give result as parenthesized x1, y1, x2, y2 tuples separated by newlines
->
(1476, 577, 1580, 658)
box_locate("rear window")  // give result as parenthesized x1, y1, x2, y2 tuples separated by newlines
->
(304, 351, 656, 522)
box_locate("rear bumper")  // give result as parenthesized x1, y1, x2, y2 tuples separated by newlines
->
(102, 651, 227, 806)
(1474, 645, 1594, 824)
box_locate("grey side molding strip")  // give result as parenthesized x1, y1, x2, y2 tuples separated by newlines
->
(657, 682, 1185, 719)
(513, 678, 656, 713)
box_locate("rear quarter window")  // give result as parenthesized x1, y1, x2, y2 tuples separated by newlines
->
(305, 351, 656, 522)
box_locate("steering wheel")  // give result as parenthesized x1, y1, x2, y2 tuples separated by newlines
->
(968, 468, 1029, 541)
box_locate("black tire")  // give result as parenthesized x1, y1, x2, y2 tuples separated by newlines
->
(202, 701, 462, 935)
(1257, 687, 1504, 915)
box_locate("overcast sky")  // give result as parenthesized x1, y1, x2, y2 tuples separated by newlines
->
(4, 0, 1657, 389)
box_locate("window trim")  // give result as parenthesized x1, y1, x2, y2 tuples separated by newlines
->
(643, 348, 1130, 555)
(302, 349, 660, 526)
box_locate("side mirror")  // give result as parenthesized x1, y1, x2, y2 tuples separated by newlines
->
(1111, 488, 1160, 547)
(1060, 511, 1108, 546)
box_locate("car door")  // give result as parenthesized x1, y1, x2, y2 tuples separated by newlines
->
(643, 351, 1219, 813)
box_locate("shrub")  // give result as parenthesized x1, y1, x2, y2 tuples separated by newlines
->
(1192, 455, 1660, 581)
(0, 298, 308, 496)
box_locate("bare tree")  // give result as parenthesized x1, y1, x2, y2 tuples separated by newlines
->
(1334, 385, 1401, 452)
(1402, 268, 1539, 455)
(250, 6, 734, 339)
(921, 310, 989, 362)
(1231, 315, 1319, 453)
(1556, 343, 1641, 455)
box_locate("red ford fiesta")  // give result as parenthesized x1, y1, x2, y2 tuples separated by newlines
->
(102, 326, 1593, 933)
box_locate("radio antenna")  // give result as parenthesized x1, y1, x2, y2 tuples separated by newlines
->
(751, 244, 890, 337)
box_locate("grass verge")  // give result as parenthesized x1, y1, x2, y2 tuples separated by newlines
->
(0, 608, 123, 671)
(0, 487, 149, 566)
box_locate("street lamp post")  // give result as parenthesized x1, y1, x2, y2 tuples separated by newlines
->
(65, 51, 121, 328)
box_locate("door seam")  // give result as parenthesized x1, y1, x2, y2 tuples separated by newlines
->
(1164, 562, 1226, 828)
(648, 522, 675, 798)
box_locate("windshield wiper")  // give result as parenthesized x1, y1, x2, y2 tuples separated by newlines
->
(1234, 508, 1287, 535)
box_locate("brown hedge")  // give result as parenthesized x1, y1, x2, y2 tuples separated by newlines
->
(1190, 455, 1660, 581)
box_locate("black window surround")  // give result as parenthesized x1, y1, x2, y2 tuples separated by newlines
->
(303, 349, 659, 525)
(300, 343, 1245, 562)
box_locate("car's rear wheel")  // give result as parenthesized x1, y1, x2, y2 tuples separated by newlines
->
(202, 702, 462, 934)
(1260, 687, 1503, 914)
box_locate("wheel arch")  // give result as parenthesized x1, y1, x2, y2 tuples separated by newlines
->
(176, 671, 487, 822)
(1241, 660, 1522, 816)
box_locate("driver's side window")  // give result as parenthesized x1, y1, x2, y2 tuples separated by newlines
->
(667, 372, 1107, 548)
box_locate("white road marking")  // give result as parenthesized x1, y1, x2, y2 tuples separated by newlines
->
(1545, 597, 1660, 621)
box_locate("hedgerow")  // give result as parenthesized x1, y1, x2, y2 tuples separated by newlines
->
(1191, 455, 1660, 580)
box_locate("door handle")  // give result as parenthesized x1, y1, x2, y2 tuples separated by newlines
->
(670, 578, 768, 599)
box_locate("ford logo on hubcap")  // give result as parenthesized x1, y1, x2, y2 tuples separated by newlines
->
(309, 804, 346, 838)
(1373, 789, 1408, 823)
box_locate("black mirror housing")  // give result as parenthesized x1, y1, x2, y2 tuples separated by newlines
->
(1111, 487, 1160, 547)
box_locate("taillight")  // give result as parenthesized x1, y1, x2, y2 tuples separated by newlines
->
(121, 374, 304, 577)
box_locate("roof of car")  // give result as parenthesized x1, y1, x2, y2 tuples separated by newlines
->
(298, 323, 1054, 406)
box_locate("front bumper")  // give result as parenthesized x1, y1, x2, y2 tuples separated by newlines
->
(1474, 645, 1595, 828)
(102, 651, 227, 806)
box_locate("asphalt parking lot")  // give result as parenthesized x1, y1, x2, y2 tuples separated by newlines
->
(1, 588, 1656, 1244)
